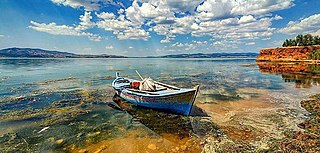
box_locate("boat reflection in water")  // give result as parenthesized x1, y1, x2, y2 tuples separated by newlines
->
(257, 62, 320, 88)
(112, 94, 221, 137)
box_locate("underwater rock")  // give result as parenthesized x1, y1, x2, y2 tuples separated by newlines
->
(103, 76, 114, 79)
(147, 144, 157, 150)
(56, 139, 64, 144)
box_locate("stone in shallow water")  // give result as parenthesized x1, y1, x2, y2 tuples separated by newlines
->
(147, 144, 157, 150)
(56, 139, 63, 144)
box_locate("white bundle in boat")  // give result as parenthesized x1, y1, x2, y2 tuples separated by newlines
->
(139, 77, 156, 91)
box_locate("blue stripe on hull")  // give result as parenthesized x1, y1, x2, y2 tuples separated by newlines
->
(120, 96, 193, 115)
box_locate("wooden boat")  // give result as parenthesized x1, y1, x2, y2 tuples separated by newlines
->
(112, 72, 199, 115)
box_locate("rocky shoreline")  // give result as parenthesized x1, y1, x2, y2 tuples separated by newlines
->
(256, 46, 320, 62)
(270, 94, 320, 152)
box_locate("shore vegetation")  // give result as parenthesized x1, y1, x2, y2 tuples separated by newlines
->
(282, 34, 320, 47)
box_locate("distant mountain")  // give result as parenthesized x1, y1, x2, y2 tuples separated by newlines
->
(0, 47, 258, 58)
(150, 52, 259, 58)
(0, 47, 127, 58)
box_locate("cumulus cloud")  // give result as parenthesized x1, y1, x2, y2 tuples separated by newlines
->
(245, 42, 255, 45)
(238, 15, 256, 24)
(278, 13, 320, 35)
(137, 0, 203, 13)
(117, 27, 150, 40)
(212, 39, 242, 48)
(96, 10, 151, 40)
(51, 0, 101, 11)
(191, 17, 274, 40)
(29, 11, 102, 41)
(212, 41, 223, 46)
(0, 34, 4, 37)
(196, 0, 294, 20)
(274, 15, 283, 20)
(51, 0, 120, 11)
(32, 0, 296, 45)
(172, 42, 184, 47)
(105, 45, 114, 49)
(129, 0, 289, 43)
(75, 11, 95, 31)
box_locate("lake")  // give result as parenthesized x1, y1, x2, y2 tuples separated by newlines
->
(0, 58, 319, 152)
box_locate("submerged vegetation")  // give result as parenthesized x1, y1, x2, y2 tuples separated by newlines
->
(270, 94, 320, 152)
(282, 34, 320, 47)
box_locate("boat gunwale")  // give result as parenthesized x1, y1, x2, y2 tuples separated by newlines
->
(122, 87, 197, 97)
(112, 77, 197, 97)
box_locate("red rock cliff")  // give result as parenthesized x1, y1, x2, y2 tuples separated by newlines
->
(256, 45, 320, 61)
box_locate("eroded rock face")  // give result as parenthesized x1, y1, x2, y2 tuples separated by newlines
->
(256, 46, 320, 61)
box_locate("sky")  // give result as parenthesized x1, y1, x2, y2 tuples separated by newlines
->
(0, 0, 319, 56)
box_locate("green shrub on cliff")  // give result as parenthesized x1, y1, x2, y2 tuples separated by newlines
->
(283, 34, 320, 47)
(308, 49, 320, 60)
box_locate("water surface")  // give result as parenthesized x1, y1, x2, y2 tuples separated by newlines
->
(0, 58, 319, 152)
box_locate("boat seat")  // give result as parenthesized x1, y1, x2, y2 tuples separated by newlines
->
(155, 86, 167, 91)
(127, 88, 160, 95)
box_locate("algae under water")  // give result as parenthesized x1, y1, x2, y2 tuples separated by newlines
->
(0, 58, 320, 152)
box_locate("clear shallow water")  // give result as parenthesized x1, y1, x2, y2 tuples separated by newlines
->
(0, 58, 320, 152)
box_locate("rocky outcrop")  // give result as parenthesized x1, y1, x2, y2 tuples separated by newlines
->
(256, 46, 320, 61)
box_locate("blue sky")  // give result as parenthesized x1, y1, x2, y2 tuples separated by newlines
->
(0, 0, 319, 56)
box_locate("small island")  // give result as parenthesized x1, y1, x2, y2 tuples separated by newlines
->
(257, 34, 320, 62)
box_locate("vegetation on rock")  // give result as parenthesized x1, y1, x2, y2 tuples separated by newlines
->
(282, 34, 320, 47)
(308, 49, 320, 60)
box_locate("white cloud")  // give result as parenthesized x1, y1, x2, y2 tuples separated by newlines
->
(274, 15, 283, 20)
(238, 15, 256, 24)
(245, 42, 255, 45)
(29, 21, 102, 41)
(128, 46, 133, 49)
(212, 41, 223, 46)
(75, 11, 94, 31)
(138, 0, 284, 43)
(191, 17, 274, 40)
(192, 40, 208, 45)
(51, 0, 100, 11)
(105, 45, 114, 49)
(185, 43, 195, 50)
(95, 12, 115, 19)
(312, 29, 320, 36)
(163, 0, 203, 13)
(39, 0, 295, 45)
(137, 0, 203, 13)
(117, 27, 150, 40)
(212, 40, 241, 49)
(278, 13, 320, 35)
(230, 0, 294, 16)
(29, 11, 101, 41)
(160, 36, 174, 43)
(196, 0, 294, 20)
(51, 0, 119, 11)
(96, 10, 151, 40)
(0, 34, 4, 37)
(172, 42, 184, 47)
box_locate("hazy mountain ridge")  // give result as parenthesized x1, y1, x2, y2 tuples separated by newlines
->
(0, 47, 258, 58)
(0, 48, 127, 58)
